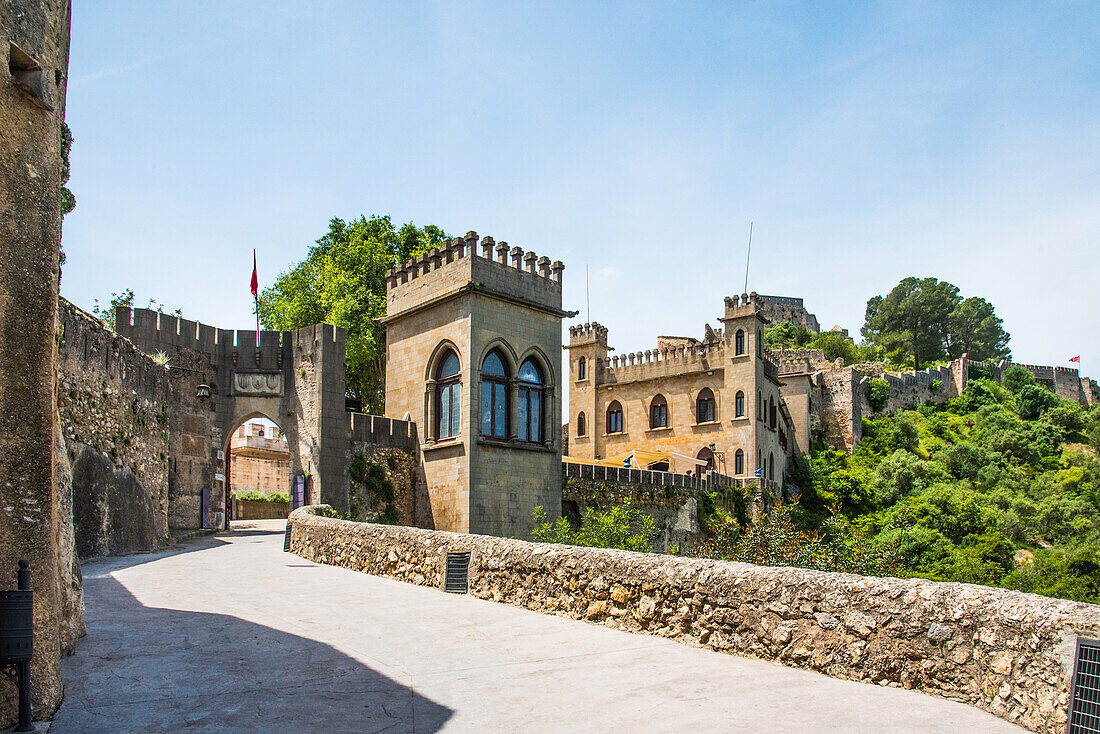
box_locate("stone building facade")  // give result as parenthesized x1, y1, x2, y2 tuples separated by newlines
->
(228, 422, 290, 494)
(382, 231, 569, 538)
(567, 294, 795, 490)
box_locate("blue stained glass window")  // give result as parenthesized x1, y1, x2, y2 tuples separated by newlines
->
(483, 352, 506, 377)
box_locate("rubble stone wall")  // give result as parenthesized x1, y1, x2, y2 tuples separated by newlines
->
(289, 507, 1100, 734)
(57, 300, 171, 557)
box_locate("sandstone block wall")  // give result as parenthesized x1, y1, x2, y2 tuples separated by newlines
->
(289, 508, 1100, 734)
(57, 300, 171, 557)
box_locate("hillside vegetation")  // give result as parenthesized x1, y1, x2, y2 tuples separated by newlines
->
(778, 366, 1100, 602)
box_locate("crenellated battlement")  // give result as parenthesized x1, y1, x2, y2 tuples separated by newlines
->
(599, 340, 726, 384)
(568, 321, 609, 346)
(116, 306, 300, 373)
(722, 292, 764, 321)
(383, 231, 564, 319)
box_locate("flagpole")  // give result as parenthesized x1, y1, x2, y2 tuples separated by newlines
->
(252, 249, 260, 347)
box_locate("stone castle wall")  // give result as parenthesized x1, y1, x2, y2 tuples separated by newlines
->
(346, 413, 423, 526)
(289, 507, 1096, 734)
(57, 300, 171, 557)
(0, 1, 72, 723)
(756, 295, 820, 332)
(561, 463, 762, 551)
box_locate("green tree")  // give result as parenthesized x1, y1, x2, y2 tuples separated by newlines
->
(946, 296, 1010, 361)
(862, 277, 961, 369)
(763, 321, 813, 349)
(1014, 384, 1060, 421)
(257, 216, 450, 412)
(1002, 365, 1035, 394)
(532, 501, 657, 553)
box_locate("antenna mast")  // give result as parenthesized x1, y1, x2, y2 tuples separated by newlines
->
(743, 222, 753, 294)
(586, 264, 591, 323)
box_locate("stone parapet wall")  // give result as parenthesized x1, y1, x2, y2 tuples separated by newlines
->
(289, 507, 1100, 734)
(599, 340, 725, 384)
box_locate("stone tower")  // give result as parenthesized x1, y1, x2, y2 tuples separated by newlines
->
(720, 293, 787, 484)
(382, 232, 568, 538)
(565, 322, 609, 461)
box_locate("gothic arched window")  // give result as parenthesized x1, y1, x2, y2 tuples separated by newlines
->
(650, 394, 668, 428)
(578, 356, 586, 380)
(696, 388, 716, 423)
(480, 350, 509, 438)
(436, 350, 461, 440)
(735, 390, 745, 418)
(606, 400, 623, 434)
(577, 412, 586, 437)
(734, 448, 744, 475)
(735, 329, 745, 355)
(517, 358, 544, 443)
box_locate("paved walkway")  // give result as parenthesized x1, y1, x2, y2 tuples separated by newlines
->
(55, 523, 1027, 733)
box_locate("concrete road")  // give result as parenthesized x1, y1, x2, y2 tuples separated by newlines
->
(55, 526, 1027, 733)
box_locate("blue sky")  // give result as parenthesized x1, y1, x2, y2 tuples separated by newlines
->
(62, 2, 1099, 390)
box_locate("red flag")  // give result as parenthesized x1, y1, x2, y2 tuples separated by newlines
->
(1070, 356, 1081, 363)
(250, 250, 258, 296)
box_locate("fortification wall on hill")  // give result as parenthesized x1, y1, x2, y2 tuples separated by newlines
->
(289, 507, 1097, 734)
(57, 300, 171, 558)
(756, 295, 821, 332)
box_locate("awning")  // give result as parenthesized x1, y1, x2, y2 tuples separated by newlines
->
(596, 449, 709, 471)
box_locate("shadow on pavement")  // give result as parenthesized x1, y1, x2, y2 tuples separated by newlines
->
(55, 577, 453, 733)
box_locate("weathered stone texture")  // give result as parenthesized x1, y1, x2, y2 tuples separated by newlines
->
(57, 300, 170, 556)
(0, 1, 71, 724)
(289, 507, 1100, 734)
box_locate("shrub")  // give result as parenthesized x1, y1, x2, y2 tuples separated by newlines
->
(692, 504, 900, 577)
(867, 378, 890, 413)
(1014, 384, 1060, 420)
(234, 490, 289, 503)
(532, 500, 657, 553)
(1002, 365, 1036, 394)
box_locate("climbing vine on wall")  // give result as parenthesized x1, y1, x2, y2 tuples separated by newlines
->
(348, 454, 398, 524)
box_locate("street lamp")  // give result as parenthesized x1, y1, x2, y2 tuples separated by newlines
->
(195, 384, 212, 401)
(707, 442, 727, 475)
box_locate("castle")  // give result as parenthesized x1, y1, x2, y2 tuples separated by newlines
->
(565, 293, 1098, 497)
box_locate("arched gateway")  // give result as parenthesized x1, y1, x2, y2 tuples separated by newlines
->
(117, 307, 349, 531)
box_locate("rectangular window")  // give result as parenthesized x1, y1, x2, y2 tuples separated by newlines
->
(481, 384, 493, 436)
(529, 390, 541, 441)
(518, 389, 528, 441)
(492, 382, 506, 438)
(440, 386, 451, 438)
(450, 383, 461, 436)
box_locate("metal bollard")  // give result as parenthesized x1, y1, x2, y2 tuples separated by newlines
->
(0, 560, 34, 731)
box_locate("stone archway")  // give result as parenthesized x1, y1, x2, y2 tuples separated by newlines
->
(116, 309, 350, 531)
(223, 412, 291, 527)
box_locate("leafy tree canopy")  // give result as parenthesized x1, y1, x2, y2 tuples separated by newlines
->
(861, 277, 1010, 369)
(257, 216, 450, 412)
